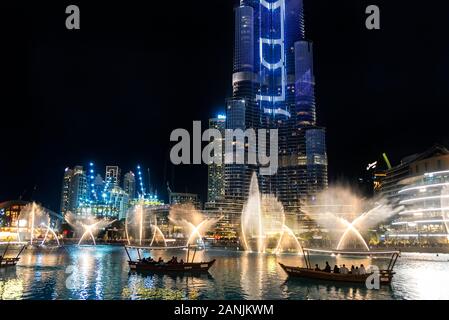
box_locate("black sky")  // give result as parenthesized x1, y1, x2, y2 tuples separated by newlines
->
(1, 0, 449, 211)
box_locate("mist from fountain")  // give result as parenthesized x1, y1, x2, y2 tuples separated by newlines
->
(241, 172, 303, 254)
(65, 212, 114, 246)
(18, 202, 60, 246)
(168, 204, 221, 248)
(149, 216, 167, 247)
(125, 202, 168, 247)
(303, 186, 402, 251)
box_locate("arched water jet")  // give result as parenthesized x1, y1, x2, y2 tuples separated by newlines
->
(336, 218, 370, 251)
(40, 224, 60, 246)
(336, 206, 383, 251)
(78, 223, 97, 246)
(18, 202, 59, 245)
(304, 187, 401, 251)
(186, 221, 207, 248)
(65, 212, 114, 246)
(168, 203, 221, 250)
(274, 225, 304, 255)
(150, 225, 167, 247)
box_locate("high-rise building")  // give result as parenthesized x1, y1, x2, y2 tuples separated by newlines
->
(68, 166, 89, 215)
(60, 167, 73, 215)
(225, 0, 328, 212)
(105, 166, 121, 186)
(123, 171, 136, 200)
(207, 114, 226, 202)
(61, 164, 158, 221)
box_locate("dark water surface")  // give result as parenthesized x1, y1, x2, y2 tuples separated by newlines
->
(1, 246, 448, 300)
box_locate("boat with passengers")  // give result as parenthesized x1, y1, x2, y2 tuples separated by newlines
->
(279, 248, 400, 285)
(124, 244, 215, 273)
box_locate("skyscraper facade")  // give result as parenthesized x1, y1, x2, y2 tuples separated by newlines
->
(123, 171, 136, 199)
(207, 115, 226, 202)
(105, 166, 121, 187)
(60, 167, 74, 215)
(225, 0, 328, 212)
(68, 166, 89, 215)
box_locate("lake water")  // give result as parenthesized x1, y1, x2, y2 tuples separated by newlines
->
(1, 245, 448, 300)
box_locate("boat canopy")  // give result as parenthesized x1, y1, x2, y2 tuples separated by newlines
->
(300, 248, 400, 271)
(303, 248, 400, 255)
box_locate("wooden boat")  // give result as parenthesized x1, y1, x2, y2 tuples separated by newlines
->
(124, 244, 216, 273)
(0, 241, 27, 269)
(128, 259, 216, 272)
(280, 248, 400, 285)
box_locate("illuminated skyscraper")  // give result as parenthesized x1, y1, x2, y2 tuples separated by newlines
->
(61, 166, 89, 215)
(207, 114, 226, 202)
(225, 0, 328, 212)
(60, 167, 74, 215)
(105, 166, 121, 187)
(123, 171, 136, 199)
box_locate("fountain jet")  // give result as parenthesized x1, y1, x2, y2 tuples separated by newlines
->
(304, 186, 402, 251)
(18, 202, 60, 246)
(168, 204, 221, 249)
(65, 212, 114, 246)
(241, 172, 302, 254)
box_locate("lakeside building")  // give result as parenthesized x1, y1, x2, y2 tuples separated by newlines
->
(376, 145, 449, 245)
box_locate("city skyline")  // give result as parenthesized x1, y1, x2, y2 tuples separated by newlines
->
(2, 1, 449, 212)
(1, 0, 449, 305)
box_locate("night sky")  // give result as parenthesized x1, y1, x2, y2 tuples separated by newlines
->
(1, 0, 449, 211)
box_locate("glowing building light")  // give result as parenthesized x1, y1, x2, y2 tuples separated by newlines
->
(399, 182, 449, 194)
(400, 195, 449, 204)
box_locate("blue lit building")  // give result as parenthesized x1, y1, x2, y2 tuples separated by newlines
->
(60, 163, 160, 221)
(225, 0, 328, 212)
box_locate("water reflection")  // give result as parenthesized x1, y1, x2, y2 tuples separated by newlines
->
(0, 246, 448, 300)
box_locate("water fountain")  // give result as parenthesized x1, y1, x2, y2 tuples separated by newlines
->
(150, 216, 167, 247)
(168, 204, 221, 248)
(303, 187, 401, 251)
(18, 202, 60, 246)
(241, 172, 303, 254)
(65, 212, 114, 246)
(125, 202, 168, 247)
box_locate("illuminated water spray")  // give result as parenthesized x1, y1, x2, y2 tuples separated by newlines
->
(304, 187, 401, 251)
(125, 202, 168, 247)
(65, 212, 114, 246)
(78, 223, 98, 246)
(168, 204, 221, 249)
(149, 217, 167, 247)
(18, 202, 60, 246)
(241, 172, 303, 254)
(40, 223, 60, 246)
(336, 217, 371, 251)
